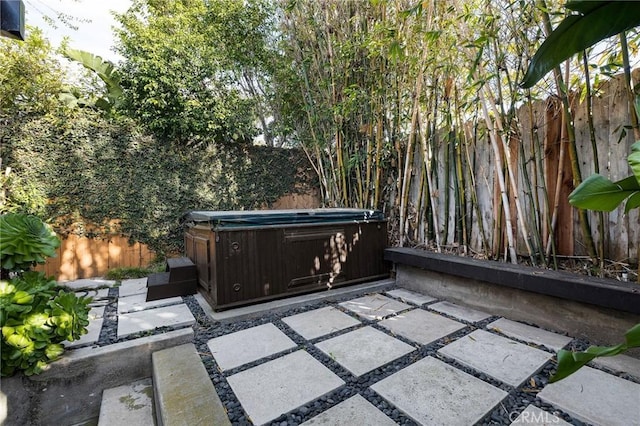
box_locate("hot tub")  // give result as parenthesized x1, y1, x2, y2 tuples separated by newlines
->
(181, 208, 389, 310)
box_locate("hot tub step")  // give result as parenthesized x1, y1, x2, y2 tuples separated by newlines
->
(146, 257, 197, 301)
(152, 343, 231, 426)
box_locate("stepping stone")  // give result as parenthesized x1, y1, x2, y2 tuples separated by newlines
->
(487, 318, 572, 351)
(62, 278, 115, 290)
(438, 329, 551, 387)
(386, 288, 436, 306)
(339, 294, 411, 320)
(590, 354, 640, 381)
(98, 378, 154, 426)
(429, 301, 491, 323)
(207, 323, 297, 371)
(510, 405, 570, 425)
(538, 365, 640, 426)
(371, 356, 507, 425)
(118, 278, 148, 297)
(301, 394, 396, 425)
(379, 309, 465, 345)
(282, 306, 361, 340)
(226, 350, 345, 425)
(315, 326, 415, 376)
(117, 303, 195, 338)
(118, 292, 183, 314)
(64, 304, 106, 348)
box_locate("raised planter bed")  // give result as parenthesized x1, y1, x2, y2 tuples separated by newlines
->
(385, 247, 640, 349)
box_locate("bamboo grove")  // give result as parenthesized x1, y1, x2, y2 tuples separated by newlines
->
(273, 0, 639, 276)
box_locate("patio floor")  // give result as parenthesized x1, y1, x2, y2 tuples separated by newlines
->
(61, 277, 640, 426)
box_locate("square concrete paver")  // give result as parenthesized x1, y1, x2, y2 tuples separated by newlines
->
(379, 308, 466, 346)
(62, 278, 115, 290)
(118, 278, 148, 297)
(429, 301, 491, 323)
(227, 350, 345, 425)
(487, 318, 572, 351)
(538, 366, 640, 426)
(371, 356, 507, 425)
(282, 306, 361, 340)
(438, 329, 552, 387)
(98, 378, 154, 426)
(118, 293, 183, 314)
(315, 326, 415, 376)
(339, 294, 411, 320)
(510, 405, 571, 425)
(301, 394, 396, 426)
(207, 323, 297, 371)
(386, 288, 436, 306)
(117, 303, 195, 338)
(590, 354, 640, 381)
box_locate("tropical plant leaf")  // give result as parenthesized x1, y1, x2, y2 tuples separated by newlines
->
(63, 47, 123, 107)
(629, 141, 640, 184)
(521, 1, 640, 88)
(569, 174, 640, 211)
(625, 323, 640, 347)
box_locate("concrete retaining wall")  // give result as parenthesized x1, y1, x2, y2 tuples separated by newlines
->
(1, 328, 193, 426)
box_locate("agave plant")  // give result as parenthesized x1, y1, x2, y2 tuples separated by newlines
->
(0, 213, 61, 276)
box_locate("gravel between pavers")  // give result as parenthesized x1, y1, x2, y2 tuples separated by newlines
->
(87, 286, 612, 425)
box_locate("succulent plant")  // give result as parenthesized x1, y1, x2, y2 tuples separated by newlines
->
(0, 213, 61, 274)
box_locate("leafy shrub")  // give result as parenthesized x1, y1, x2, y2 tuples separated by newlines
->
(0, 213, 91, 377)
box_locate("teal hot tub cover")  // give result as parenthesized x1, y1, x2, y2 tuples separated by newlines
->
(180, 208, 385, 229)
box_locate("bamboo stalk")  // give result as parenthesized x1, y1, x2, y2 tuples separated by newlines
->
(478, 88, 518, 264)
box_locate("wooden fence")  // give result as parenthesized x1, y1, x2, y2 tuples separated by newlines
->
(36, 234, 155, 282)
(402, 72, 639, 266)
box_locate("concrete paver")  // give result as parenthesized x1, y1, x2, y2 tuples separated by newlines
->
(429, 300, 491, 323)
(117, 293, 183, 314)
(590, 353, 640, 381)
(538, 365, 640, 426)
(300, 394, 396, 426)
(379, 308, 466, 345)
(117, 303, 195, 338)
(438, 329, 551, 387)
(339, 293, 411, 320)
(315, 326, 415, 376)
(118, 278, 148, 297)
(385, 288, 436, 306)
(282, 306, 361, 340)
(509, 405, 571, 425)
(62, 278, 115, 290)
(207, 323, 297, 371)
(98, 378, 154, 426)
(371, 356, 508, 425)
(226, 350, 345, 426)
(487, 318, 572, 351)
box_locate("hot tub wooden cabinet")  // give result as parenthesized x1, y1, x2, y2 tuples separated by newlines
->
(182, 209, 389, 311)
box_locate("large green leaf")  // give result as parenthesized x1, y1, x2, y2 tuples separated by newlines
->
(569, 174, 640, 212)
(63, 47, 123, 107)
(521, 1, 640, 88)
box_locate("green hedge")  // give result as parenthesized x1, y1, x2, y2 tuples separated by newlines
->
(1, 111, 316, 255)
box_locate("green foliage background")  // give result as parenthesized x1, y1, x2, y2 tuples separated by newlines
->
(0, 111, 315, 255)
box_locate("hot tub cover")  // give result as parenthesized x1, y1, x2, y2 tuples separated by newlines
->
(181, 208, 385, 228)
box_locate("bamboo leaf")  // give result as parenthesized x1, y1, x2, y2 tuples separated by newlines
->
(569, 174, 640, 211)
(521, 1, 640, 88)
